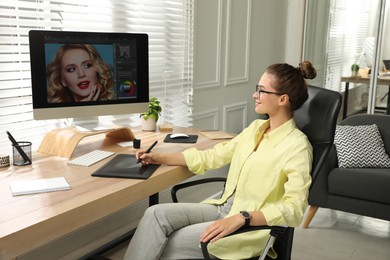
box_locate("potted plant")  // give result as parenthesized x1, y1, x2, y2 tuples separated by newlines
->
(140, 97, 162, 131)
(351, 63, 360, 77)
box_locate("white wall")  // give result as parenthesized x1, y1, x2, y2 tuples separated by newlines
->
(192, 0, 294, 133)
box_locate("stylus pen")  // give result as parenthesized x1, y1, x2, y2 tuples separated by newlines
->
(6, 130, 32, 164)
(137, 140, 158, 164)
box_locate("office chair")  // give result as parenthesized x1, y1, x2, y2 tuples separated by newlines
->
(171, 85, 342, 259)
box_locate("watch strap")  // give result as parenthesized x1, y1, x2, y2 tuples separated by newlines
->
(240, 210, 250, 227)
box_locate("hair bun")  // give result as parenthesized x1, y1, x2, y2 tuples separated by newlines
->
(298, 60, 317, 80)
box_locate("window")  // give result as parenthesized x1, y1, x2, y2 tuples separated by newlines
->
(324, 0, 378, 92)
(0, 0, 194, 155)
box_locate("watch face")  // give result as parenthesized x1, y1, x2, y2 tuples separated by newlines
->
(241, 211, 250, 226)
(241, 211, 250, 218)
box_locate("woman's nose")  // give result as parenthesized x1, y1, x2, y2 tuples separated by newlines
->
(78, 67, 86, 78)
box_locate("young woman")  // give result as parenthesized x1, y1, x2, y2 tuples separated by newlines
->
(46, 44, 113, 103)
(124, 61, 317, 259)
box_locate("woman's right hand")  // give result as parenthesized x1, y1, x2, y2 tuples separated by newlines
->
(136, 150, 157, 165)
(136, 151, 186, 166)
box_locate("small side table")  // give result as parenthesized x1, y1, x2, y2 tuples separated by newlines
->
(340, 76, 390, 119)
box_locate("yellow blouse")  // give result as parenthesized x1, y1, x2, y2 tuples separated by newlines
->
(182, 118, 312, 259)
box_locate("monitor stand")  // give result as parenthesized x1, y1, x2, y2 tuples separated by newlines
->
(38, 122, 135, 158)
(72, 117, 116, 132)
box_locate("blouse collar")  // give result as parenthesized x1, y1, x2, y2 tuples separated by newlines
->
(260, 118, 297, 147)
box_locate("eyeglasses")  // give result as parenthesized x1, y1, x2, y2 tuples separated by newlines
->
(255, 85, 285, 97)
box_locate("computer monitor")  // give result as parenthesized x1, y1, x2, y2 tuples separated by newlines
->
(29, 30, 149, 130)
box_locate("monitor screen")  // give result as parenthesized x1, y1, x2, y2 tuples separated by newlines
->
(29, 30, 149, 126)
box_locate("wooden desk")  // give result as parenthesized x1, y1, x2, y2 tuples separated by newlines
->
(0, 127, 225, 259)
(340, 76, 390, 119)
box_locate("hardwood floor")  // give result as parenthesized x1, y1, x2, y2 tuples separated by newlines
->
(102, 207, 390, 260)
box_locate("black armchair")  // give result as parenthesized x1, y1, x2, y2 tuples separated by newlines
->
(303, 113, 390, 228)
(171, 85, 342, 259)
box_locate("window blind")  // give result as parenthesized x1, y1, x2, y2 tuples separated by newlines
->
(0, 0, 194, 155)
(324, 0, 377, 92)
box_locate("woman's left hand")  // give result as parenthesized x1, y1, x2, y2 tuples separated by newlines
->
(200, 214, 244, 243)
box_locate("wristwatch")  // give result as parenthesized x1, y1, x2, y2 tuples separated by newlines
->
(240, 210, 251, 227)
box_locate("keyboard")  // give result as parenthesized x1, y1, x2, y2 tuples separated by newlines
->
(68, 150, 115, 167)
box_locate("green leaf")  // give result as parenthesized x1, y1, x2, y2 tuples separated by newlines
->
(140, 97, 162, 122)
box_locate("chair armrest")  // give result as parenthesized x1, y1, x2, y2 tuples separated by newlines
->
(200, 225, 292, 260)
(171, 177, 227, 202)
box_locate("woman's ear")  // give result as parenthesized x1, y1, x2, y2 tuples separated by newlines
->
(279, 94, 289, 106)
(60, 78, 67, 87)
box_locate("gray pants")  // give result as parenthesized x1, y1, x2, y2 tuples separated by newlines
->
(123, 203, 225, 259)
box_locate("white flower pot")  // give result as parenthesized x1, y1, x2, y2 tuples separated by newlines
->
(141, 117, 157, 131)
(351, 70, 358, 77)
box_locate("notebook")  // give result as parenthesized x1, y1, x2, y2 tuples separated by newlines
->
(91, 154, 160, 179)
(9, 177, 71, 196)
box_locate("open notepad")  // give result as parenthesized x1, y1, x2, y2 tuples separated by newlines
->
(9, 177, 71, 196)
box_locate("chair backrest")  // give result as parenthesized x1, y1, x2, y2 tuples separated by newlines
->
(293, 85, 342, 182)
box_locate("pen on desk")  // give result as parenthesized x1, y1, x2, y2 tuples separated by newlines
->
(137, 140, 158, 164)
(6, 130, 32, 164)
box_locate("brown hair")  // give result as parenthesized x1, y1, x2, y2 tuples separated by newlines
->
(266, 60, 317, 111)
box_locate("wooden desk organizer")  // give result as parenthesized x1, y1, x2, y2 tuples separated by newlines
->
(38, 127, 135, 158)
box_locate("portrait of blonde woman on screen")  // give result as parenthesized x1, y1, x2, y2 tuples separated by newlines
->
(46, 44, 114, 103)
